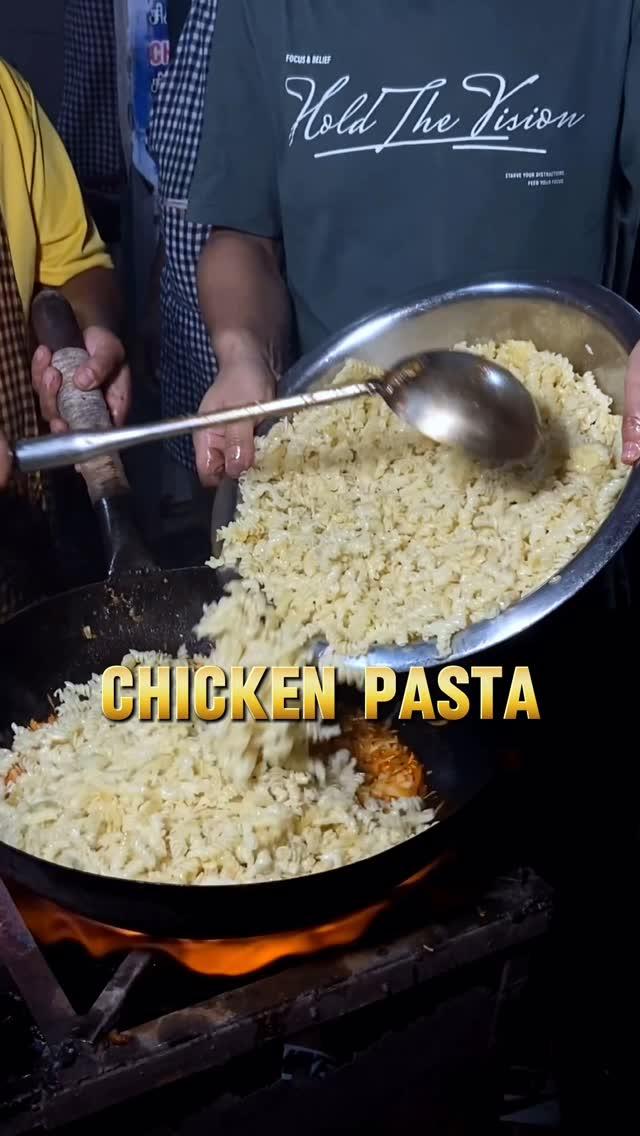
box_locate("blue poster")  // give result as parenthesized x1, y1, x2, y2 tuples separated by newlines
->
(129, 1, 170, 185)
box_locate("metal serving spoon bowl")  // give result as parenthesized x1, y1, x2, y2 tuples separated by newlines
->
(13, 349, 542, 474)
(375, 350, 542, 463)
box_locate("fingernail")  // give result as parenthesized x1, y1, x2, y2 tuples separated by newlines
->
(76, 369, 94, 388)
(45, 374, 57, 390)
(226, 445, 243, 474)
(622, 442, 640, 463)
(36, 346, 47, 362)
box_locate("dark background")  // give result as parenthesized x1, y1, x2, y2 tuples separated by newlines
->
(3, 2, 65, 122)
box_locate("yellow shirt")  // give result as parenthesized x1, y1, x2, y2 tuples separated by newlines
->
(0, 59, 113, 319)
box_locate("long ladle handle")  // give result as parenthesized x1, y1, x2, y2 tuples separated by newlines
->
(14, 379, 380, 474)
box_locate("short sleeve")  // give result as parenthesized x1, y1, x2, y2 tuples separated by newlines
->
(187, 0, 280, 238)
(30, 99, 113, 288)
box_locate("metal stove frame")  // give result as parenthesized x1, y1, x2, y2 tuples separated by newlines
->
(0, 869, 552, 1133)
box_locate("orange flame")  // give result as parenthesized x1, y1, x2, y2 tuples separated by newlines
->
(15, 864, 438, 978)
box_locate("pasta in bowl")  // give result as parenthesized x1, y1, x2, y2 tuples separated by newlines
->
(215, 339, 629, 659)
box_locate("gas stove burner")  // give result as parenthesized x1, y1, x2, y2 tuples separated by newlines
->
(0, 862, 552, 1133)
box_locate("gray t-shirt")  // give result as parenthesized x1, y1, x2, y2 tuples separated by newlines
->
(189, 0, 640, 356)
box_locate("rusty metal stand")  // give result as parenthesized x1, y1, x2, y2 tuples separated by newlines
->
(0, 869, 552, 1133)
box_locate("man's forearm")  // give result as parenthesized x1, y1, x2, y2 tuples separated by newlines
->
(58, 266, 123, 337)
(197, 230, 291, 377)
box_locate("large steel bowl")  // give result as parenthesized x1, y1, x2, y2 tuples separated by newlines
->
(211, 273, 640, 669)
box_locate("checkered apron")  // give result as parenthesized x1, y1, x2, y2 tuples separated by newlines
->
(148, 0, 218, 471)
(0, 209, 50, 620)
(57, 0, 126, 194)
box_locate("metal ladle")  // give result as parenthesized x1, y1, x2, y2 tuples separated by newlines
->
(14, 345, 542, 475)
(15, 352, 542, 474)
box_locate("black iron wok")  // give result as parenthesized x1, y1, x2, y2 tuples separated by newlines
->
(0, 294, 504, 939)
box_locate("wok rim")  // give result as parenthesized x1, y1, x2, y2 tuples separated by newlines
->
(0, 815, 442, 901)
(0, 568, 499, 929)
(0, 779, 501, 937)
